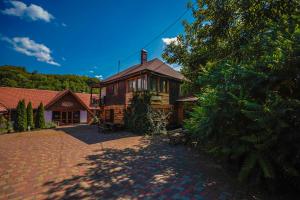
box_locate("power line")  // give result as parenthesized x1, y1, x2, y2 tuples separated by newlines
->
(119, 4, 193, 65)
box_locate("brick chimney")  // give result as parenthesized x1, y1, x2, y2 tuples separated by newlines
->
(141, 49, 147, 64)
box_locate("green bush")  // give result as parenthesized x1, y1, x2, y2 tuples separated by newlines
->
(163, 0, 300, 192)
(124, 92, 171, 135)
(124, 92, 152, 134)
(35, 102, 45, 129)
(0, 115, 8, 134)
(27, 102, 34, 129)
(45, 121, 57, 129)
(148, 109, 170, 135)
(16, 99, 27, 131)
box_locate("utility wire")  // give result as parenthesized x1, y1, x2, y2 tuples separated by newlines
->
(119, 4, 193, 66)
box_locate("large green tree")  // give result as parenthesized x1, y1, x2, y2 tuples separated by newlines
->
(35, 103, 45, 129)
(27, 102, 34, 129)
(16, 100, 27, 131)
(163, 0, 300, 190)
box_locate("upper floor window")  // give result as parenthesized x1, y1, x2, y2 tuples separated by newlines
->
(159, 79, 168, 93)
(150, 77, 157, 92)
(112, 83, 118, 95)
(137, 78, 142, 91)
(128, 76, 147, 92)
(128, 79, 135, 92)
(142, 76, 147, 90)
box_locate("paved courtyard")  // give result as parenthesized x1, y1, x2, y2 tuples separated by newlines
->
(0, 125, 251, 200)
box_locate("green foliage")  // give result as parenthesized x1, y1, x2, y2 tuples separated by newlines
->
(45, 121, 57, 129)
(0, 115, 8, 134)
(27, 102, 34, 129)
(0, 66, 99, 93)
(124, 92, 152, 134)
(35, 103, 45, 129)
(148, 109, 170, 135)
(125, 92, 171, 135)
(164, 0, 300, 191)
(16, 100, 27, 131)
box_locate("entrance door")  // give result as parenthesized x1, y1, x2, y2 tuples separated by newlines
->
(67, 112, 72, 124)
(61, 112, 67, 124)
(73, 111, 80, 123)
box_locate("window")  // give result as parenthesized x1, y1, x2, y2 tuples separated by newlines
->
(128, 80, 133, 92)
(128, 76, 148, 92)
(112, 83, 118, 95)
(159, 79, 168, 93)
(150, 77, 157, 92)
(142, 76, 147, 90)
(137, 78, 142, 91)
(128, 79, 136, 92)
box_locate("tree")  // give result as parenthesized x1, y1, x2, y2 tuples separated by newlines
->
(124, 92, 171, 135)
(35, 102, 45, 129)
(16, 99, 27, 131)
(124, 92, 152, 134)
(27, 102, 34, 129)
(0, 65, 100, 93)
(163, 0, 300, 191)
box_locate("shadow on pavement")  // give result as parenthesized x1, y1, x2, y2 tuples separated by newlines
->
(43, 137, 241, 199)
(56, 125, 136, 145)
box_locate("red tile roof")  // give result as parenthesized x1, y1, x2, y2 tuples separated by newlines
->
(0, 103, 8, 113)
(0, 87, 98, 110)
(101, 58, 185, 84)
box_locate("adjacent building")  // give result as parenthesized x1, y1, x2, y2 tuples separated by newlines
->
(0, 87, 99, 125)
(91, 50, 186, 125)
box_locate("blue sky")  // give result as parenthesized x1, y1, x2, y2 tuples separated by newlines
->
(0, 0, 193, 79)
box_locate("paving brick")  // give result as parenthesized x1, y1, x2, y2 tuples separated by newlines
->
(0, 125, 240, 200)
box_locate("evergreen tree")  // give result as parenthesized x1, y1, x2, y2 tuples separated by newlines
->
(35, 102, 45, 129)
(27, 102, 34, 129)
(16, 99, 27, 131)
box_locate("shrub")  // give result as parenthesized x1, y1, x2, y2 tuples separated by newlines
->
(163, 0, 300, 192)
(124, 91, 152, 134)
(16, 99, 27, 131)
(148, 109, 171, 135)
(45, 121, 57, 129)
(124, 92, 171, 135)
(0, 115, 8, 134)
(27, 102, 34, 130)
(35, 102, 45, 129)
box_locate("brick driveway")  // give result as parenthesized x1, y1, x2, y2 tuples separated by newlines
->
(0, 125, 248, 200)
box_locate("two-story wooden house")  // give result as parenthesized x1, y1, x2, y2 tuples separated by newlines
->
(91, 50, 185, 125)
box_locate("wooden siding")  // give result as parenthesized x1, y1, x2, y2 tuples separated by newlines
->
(99, 72, 183, 125)
(125, 92, 170, 106)
(47, 93, 86, 111)
(100, 105, 125, 124)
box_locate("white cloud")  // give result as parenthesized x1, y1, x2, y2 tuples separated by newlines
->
(1, 36, 60, 66)
(89, 70, 94, 73)
(95, 75, 103, 80)
(162, 37, 179, 45)
(62, 23, 67, 27)
(1, 1, 54, 22)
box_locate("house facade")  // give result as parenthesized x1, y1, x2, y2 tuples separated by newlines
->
(91, 50, 185, 125)
(0, 87, 99, 125)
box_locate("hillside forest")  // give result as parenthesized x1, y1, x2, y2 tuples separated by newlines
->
(0, 66, 99, 93)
